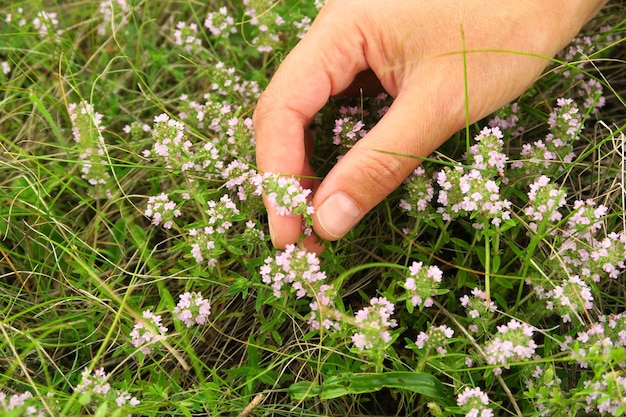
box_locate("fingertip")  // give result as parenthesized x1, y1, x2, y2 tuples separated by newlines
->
(265, 204, 305, 249)
(300, 233, 325, 255)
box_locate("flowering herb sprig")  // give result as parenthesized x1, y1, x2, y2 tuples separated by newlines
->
(456, 387, 494, 417)
(204, 7, 237, 38)
(129, 310, 168, 355)
(260, 244, 325, 298)
(436, 167, 512, 228)
(145, 113, 193, 171)
(402, 261, 443, 311)
(173, 21, 202, 53)
(222, 160, 261, 201)
(483, 319, 537, 374)
(262, 173, 315, 231)
(460, 288, 498, 334)
(512, 98, 583, 178)
(534, 275, 594, 323)
(524, 175, 567, 231)
(399, 166, 435, 221)
(351, 296, 397, 352)
(144, 193, 182, 229)
(259, 244, 341, 331)
(98, 0, 131, 35)
(75, 367, 140, 413)
(68, 101, 112, 198)
(332, 115, 367, 158)
(467, 126, 508, 175)
(173, 292, 212, 327)
(414, 324, 454, 356)
(0, 390, 46, 417)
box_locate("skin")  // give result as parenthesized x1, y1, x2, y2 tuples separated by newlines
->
(253, 0, 608, 254)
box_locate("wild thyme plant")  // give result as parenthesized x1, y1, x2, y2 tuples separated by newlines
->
(0, 2, 625, 417)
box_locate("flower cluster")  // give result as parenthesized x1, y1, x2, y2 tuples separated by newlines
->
(460, 288, 497, 333)
(524, 175, 567, 231)
(560, 230, 626, 283)
(548, 98, 583, 142)
(204, 2, 296, 53)
(177, 93, 253, 134)
(32, 10, 60, 39)
(582, 373, 626, 416)
(512, 99, 582, 177)
(262, 173, 314, 229)
(173, 21, 202, 53)
(524, 188, 626, 288)
(68, 101, 112, 198)
(173, 292, 212, 327)
(145, 113, 193, 171)
(328, 96, 391, 158)
(176, 98, 258, 167)
(204, 6, 237, 37)
(98, 0, 131, 35)
(188, 227, 220, 266)
(404, 127, 513, 229)
(434, 166, 464, 221)
(437, 167, 512, 228)
(564, 312, 626, 367)
(222, 160, 261, 201)
(260, 244, 325, 298)
(488, 102, 523, 137)
(545, 312, 626, 415)
(566, 198, 607, 238)
(557, 27, 617, 113)
(239, 220, 266, 249)
(399, 166, 434, 220)
(241, 1, 284, 53)
(351, 297, 397, 351)
(206, 194, 239, 234)
(75, 368, 140, 414)
(0, 390, 45, 417)
(1, 61, 10, 76)
(144, 193, 181, 229)
(484, 319, 537, 373)
(523, 364, 564, 416)
(206, 62, 261, 103)
(403, 261, 443, 309)
(187, 195, 240, 266)
(535, 275, 594, 323)
(467, 126, 508, 174)
(457, 387, 493, 417)
(332, 115, 367, 158)
(415, 324, 454, 356)
(260, 244, 340, 330)
(293, 15, 312, 39)
(75, 368, 111, 396)
(129, 310, 168, 354)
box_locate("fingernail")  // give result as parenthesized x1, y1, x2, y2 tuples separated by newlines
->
(268, 215, 277, 245)
(316, 192, 362, 239)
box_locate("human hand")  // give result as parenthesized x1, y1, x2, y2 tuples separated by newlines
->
(253, 0, 606, 253)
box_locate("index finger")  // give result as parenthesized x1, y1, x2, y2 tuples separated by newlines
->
(253, 11, 369, 248)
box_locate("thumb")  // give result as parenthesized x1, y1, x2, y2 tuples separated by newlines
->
(312, 79, 465, 240)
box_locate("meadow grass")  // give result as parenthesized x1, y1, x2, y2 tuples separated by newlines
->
(1, 1, 626, 416)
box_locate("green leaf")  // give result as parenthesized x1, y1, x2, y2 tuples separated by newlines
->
(289, 372, 447, 401)
(226, 274, 251, 298)
(288, 381, 322, 401)
(94, 402, 108, 417)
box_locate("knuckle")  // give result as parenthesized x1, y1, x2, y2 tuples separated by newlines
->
(353, 152, 407, 198)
